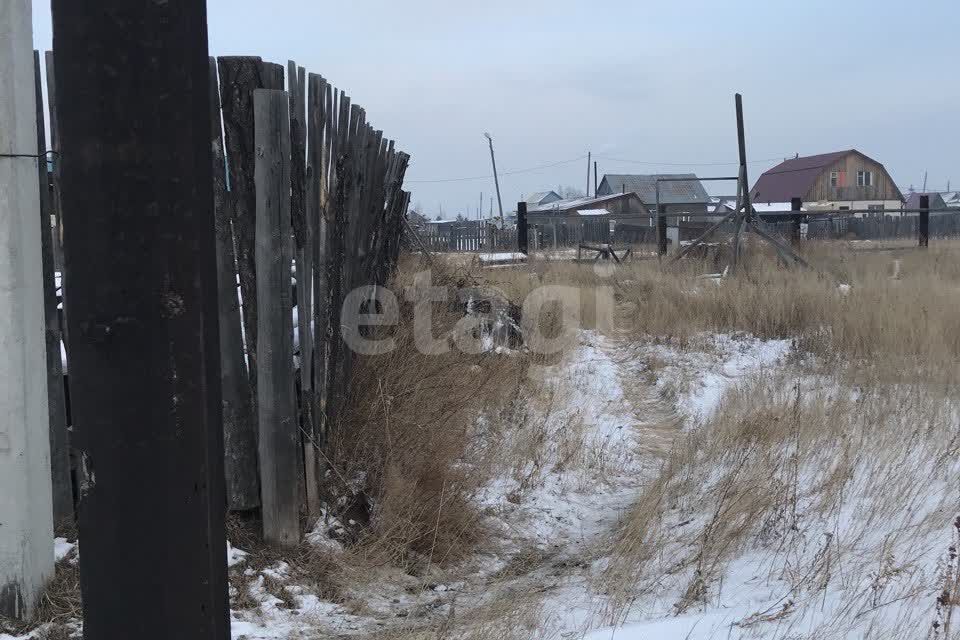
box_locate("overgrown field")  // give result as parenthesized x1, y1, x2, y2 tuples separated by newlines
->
(8, 241, 960, 640)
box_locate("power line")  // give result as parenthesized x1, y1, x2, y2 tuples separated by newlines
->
(406, 155, 588, 184)
(594, 154, 791, 167)
(406, 151, 796, 184)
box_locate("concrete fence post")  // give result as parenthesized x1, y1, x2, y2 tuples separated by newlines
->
(0, 0, 55, 621)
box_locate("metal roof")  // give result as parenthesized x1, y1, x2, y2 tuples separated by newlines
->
(750, 150, 852, 203)
(597, 173, 710, 205)
(527, 192, 646, 214)
(524, 190, 562, 206)
(904, 192, 947, 210)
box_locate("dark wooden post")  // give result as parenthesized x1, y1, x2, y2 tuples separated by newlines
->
(34, 50, 73, 528)
(790, 197, 802, 246)
(919, 194, 929, 248)
(254, 89, 300, 547)
(657, 204, 669, 256)
(51, 2, 230, 637)
(517, 202, 529, 254)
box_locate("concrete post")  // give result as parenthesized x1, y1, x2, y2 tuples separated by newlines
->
(0, 0, 55, 621)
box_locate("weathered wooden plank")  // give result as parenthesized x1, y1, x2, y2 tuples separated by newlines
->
(254, 88, 300, 547)
(52, 0, 230, 635)
(217, 55, 264, 421)
(43, 51, 64, 274)
(288, 61, 310, 511)
(302, 72, 324, 515)
(34, 49, 73, 528)
(262, 61, 284, 91)
(312, 79, 333, 449)
(210, 57, 259, 511)
(321, 92, 352, 442)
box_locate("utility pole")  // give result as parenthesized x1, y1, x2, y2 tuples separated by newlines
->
(483, 132, 504, 222)
(594, 161, 598, 198)
(0, 0, 55, 620)
(586, 151, 591, 196)
(51, 1, 230, 638)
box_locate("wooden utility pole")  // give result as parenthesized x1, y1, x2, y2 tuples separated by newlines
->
(254, 89, 300, 547)
(0, 0, 55, 621)
(484, 132, 504, 221)
(586, 151, 591, 196)
(51, 1, 230, 637)
(594, 161, 598, 198)
(919, 194, 929, 248)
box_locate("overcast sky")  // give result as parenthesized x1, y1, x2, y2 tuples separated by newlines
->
(31, 0, 959, 217)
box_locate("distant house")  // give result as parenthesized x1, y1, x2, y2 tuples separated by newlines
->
(526, 192, 648, 217)
(944, 192, 960, 208)
(596, 173, 710, 214)
(904, 192, 947, 212)
(525, 193, 649, 246)
(751, 150, 904, 215)
(523, 191, 563, 208)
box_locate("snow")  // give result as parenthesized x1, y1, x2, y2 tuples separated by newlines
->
(54, 538, 76, 562)
(6, 330, 815, 640)
(478, 251, 526, 262)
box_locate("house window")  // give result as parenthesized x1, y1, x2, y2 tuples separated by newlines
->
(857, 170, 873, 187)
(830, 171, 839, 187)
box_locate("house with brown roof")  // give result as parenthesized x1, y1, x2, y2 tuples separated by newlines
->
(751, 150, 904, 215)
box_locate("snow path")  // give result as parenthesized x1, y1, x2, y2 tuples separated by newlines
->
(437, 332, 791, 638)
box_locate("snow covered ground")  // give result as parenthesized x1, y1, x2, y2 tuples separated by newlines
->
(2, 331, 795, 640)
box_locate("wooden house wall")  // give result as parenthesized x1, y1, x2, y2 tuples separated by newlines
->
(805, 152, 902, 202)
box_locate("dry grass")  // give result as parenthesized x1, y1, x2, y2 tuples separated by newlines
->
(1, 552, 81, 638)
(573, 242, 960, 637)
(481, 241, 960, 382)
(327, 255, 528, 570)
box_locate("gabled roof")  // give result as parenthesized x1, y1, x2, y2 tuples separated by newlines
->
(750, 149, 904, 203)
(524, 190, 562, 206)
(527, 191, 647, 214)
(598, 173, 710, 205)
(904, 192, 947, 210)
(750, 151, 852, 203)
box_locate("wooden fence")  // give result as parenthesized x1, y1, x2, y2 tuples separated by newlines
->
(36, 52, 411, 548)
(804, 212, 960, 240)
(213, 57, 412, 543)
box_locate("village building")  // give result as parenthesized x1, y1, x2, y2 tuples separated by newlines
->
(750, 150, 904, 215)
(526, 192, 650, 246)
(904, 192, 948, 212)
(523, 190, 563, 208)
(596, 173, 710, 215)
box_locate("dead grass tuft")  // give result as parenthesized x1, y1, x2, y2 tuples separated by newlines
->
(323, 257, 528, 570)
(1, 553, 81, 637)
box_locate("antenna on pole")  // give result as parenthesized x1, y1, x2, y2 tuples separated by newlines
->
(483, 132, 504, 224)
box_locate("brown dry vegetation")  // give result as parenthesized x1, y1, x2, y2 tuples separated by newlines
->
(485, 241, 960, 381)
(329, 256, 528, 569)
